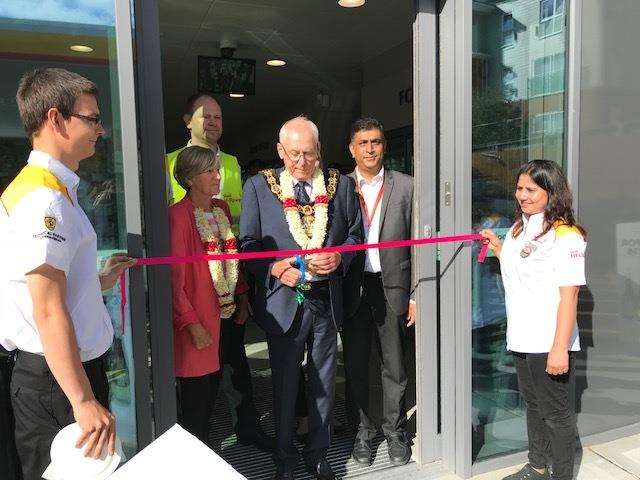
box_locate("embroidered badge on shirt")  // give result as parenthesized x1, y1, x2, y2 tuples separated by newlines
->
(520, 241, 538, 258)
(44, 216, 57, 231)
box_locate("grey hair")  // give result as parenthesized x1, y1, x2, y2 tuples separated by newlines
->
(174, 145, 219, 192)
(279, 115, 320, 144)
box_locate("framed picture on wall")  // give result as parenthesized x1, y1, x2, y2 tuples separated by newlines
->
(197, 56, 256, 96)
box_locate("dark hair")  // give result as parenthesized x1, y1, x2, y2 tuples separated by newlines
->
(512, 159, 586, 239)
(16, 68, 98, 139)
(349, 117, 386, 143)
(184, 92, 216, 117)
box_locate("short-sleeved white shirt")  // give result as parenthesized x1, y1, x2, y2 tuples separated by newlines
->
(500, 212, 586, 353)
(0, 151, 113, 361)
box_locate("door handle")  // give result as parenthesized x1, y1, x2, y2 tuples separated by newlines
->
(444, 181, 452, 206)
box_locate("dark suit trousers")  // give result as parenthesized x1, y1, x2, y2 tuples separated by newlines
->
(220, 316, 260, 433)
(11, 351, 109, 480)
(266, 285, 337, 470)
(342, 273, 408, 440)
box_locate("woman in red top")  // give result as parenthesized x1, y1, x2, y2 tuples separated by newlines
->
(169, 146, 249, 442)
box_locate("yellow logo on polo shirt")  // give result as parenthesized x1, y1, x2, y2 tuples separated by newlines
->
(44, 216, 57, 231)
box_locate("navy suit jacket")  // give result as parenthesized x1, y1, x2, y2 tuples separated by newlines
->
(240, 169, 363, 336)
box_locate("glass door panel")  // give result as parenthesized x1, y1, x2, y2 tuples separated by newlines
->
(0, 0, 141, 457)
(470, 0, 568, 462)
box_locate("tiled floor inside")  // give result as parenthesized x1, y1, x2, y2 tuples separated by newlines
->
(204, 324, 417, 480)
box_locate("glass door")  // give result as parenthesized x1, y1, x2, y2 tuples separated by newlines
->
(470, 0, 569, 465)
(0, 0, 148, 457)
(438, 0, 570, 476)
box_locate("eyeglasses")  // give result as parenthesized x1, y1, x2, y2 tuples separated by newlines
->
(280, 144, 319, 163)
(70, 113, 103, 127)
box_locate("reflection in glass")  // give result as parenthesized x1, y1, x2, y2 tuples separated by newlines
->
(471, 0, 567, 461)
(577, 0, 640, 441)
(0, 1, 137, 457)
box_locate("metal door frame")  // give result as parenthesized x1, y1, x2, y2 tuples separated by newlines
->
(413, 0, 441, 466)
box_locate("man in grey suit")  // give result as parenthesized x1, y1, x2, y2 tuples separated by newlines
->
(342, 117, 416, 467)
(240, 116, 362, 480)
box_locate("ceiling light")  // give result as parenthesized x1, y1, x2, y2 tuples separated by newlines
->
(229, 93, 245, 98)
(70, 45, 94, 53)
(267, 59, 286, 67)
(338, 0, 365, 7)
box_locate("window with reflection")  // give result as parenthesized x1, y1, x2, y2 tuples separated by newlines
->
(470, 0, 567, 461)
(0, 1, 138, 457)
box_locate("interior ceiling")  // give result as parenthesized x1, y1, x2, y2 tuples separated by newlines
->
(159, 0, 413, 150)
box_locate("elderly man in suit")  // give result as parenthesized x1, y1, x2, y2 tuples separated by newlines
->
(342, 117, 416, 467)
(240, 116, 362, 480)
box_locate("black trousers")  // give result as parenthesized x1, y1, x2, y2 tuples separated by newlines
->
(219, 317, 261, 433)
(266, 285, 337, 471)
(513, 352, 577, 480)
(176, 371, 221, 444)
(0, 351, 21, 480)
(342, 273, 408, 440)
(11, 351, 109, 480)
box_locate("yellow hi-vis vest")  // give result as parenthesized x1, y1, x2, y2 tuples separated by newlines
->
(165, 146, 242, 235)
(1, 164, 72, 215)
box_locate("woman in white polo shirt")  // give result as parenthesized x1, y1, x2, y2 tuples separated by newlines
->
(481, 160, 586, 480)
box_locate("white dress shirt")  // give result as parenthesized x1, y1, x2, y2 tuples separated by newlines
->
(0, 151, 114, 361)
(355, 167, 385, 273)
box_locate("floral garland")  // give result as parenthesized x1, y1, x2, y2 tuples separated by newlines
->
(194, 206, 239, 319)
(279, 168, 329, 249)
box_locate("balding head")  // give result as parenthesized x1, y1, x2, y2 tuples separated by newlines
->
(184, 94, 223, 147)
(279, 116, 319, 144)
(277, 116, 321, 181)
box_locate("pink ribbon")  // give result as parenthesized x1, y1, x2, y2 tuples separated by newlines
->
(119, 234, 489, 335)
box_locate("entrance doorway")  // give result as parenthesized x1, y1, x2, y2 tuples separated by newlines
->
(157, 1, 418, 478)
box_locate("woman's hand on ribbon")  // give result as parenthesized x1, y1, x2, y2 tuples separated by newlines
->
(186, 323, 213, 350)
(271, 257, 302, 288)
(479, 229, 503, 259)
(309, 252, 342, 275)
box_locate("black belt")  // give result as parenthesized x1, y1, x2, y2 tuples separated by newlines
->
(364, 271, 382, 279)
(16, 350, 106, 372)
(310, 279, 330, 287)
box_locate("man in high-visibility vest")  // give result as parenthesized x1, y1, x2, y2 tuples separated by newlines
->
(166, 93, 272, 452)
(165, 93, 243, 235)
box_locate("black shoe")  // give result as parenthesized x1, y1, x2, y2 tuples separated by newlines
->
(237, 427, 275, 452)
(502, 464, 550, 480)
(386, 432, 411, 466)
(306, 458, 336, 480)
(272, 467, 295, 480)
(351, 437, 373, 466)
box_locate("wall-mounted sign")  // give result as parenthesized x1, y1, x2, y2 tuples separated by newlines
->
(398, 87, 413, 106)
(197, 56, 256, 96)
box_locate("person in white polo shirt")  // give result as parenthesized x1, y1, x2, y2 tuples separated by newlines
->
(481, 160, 587, 480)
(0, 68, 135, 480)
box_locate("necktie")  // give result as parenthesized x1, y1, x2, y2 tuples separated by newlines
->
(294, 181, 311, 205)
